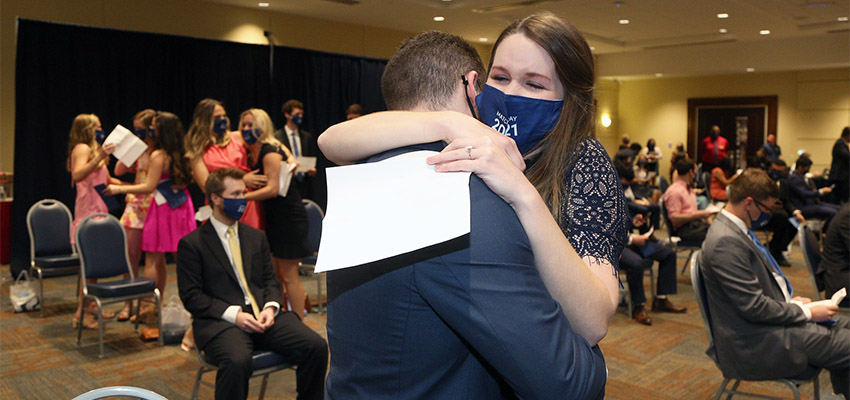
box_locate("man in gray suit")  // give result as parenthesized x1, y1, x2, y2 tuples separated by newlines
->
(701, 168, 849, 399)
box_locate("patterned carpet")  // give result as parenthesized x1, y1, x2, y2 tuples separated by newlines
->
(0, 237, 840, 399)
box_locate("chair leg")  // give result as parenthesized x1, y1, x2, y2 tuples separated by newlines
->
(133, 298, 141, 332)
(76, 295, 85, 344)
(191, 365, 205, 400)
(96, 298, 104, 359)
(35, 267, 44, 318)
(317, 272, 324, 314)
(154, 289, 163, 346)
(681, 249, 695, 275)
(778, 379, 801, 400)
(725, 379, 741, 400)
(812, 373, 820, 400)
(259, 373, 270, 400)
(713, 378, 731, 400)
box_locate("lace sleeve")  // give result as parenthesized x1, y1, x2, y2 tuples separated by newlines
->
(560, 138, 629, 271)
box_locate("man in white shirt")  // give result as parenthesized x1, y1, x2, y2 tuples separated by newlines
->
(700, 168, 848, 399)
(177, 168, 327, 400)
(275, 99, 317, 200)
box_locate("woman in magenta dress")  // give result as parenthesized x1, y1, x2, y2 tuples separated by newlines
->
(105, 112, 195, 322)
(113, 109, 156, 321)
(185, 98, 266, 229)
(67, 113, 121, 329)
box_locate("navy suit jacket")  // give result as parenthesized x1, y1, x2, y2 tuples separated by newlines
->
(787, 171, 820, 209)
(325, 142, 607, 400)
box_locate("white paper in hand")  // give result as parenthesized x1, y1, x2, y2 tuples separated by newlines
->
(278, 162, 297, 197)
(104, 124, 148, 166)
(315, 151, 471, 273)
(296, 156, 316, 173)
(805, 287, 847, 309)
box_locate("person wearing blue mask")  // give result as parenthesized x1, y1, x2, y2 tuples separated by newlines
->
(274, 99, 317, 200)
(66, 113, 120, 329)
(701, 168, 849, 400)
(176, 168, 327, 400)
(239, 108, 313, 316)
(319, 13, 629, 346)
(111, 108, 156, 322)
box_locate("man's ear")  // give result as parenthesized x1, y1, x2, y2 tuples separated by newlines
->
(465, 70, 479, 102)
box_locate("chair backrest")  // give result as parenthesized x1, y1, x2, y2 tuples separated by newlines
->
(75, 213, 132, 280)
(302, 199, 324, 253)
(798, 225, 824, 295)
(72, 386, 168, 400)
(27, 199, 74, 258)
(660, 200, 678, 236)
(689, 250, 715, 344)
(658, 176, 669, 194)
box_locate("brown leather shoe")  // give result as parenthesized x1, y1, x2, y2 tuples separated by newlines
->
(652, 298, 687, 313)
(632, 304, 652, 326)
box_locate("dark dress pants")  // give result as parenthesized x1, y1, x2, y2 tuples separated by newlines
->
(203, 311, 328, 400)
(766, 210, 797, 256)
(675, 220, 709, 242)
(620, 245, 678, 305)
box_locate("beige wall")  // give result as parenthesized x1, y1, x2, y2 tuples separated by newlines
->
(0, 0, 493, 173)
(612, 68, 850, 171)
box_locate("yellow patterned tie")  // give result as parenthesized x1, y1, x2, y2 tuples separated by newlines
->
(227, 227, 261, 319)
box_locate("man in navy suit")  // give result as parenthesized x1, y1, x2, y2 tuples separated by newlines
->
(787, 156, 838, 223)
(177, 168, 327, 400)
(323, 31, 607, 400)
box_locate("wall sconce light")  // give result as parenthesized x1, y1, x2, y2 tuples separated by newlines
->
(601, 114, 612, 128)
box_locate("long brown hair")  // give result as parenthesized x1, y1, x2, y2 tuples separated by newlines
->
(66, 113, 101, 172)
(154, 111, 192, 187)
(489, 13, 596, 223)
(185, 98, 230, 161)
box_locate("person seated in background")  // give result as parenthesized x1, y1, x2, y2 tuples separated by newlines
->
(788, 156, 839, 225)
(700, 168, 849, 400)
(640, 138, 662, 177)
(821, 203, 849, 307)
(670, 142, 688, 180)
(709, 157, 739, 202)
(663, 158, 713, 242)
(765, 159, 804, 267)
(615, 148, 634, 167)
(619, 134, 631, 151)
(177, 168, 328, 400)
(761, 133, 781, 162)
(619, 213, 686, 326)
(345, 103, 363, 120)
(750, 147, 771, 171)
(617, 161, 660, 232)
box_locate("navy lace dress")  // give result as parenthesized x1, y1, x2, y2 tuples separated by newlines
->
(558, 137, 629, 277)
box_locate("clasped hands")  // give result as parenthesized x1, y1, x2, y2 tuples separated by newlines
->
(235, 307, 276, 333)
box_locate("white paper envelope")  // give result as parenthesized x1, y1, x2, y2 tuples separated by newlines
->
(315, 151, 471, 273)
(104, 124, 148, 166)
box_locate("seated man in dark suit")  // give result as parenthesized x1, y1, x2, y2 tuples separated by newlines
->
(821, 203, 849, 307)
(764, 159, 804, 266)
(788, 156, 839, 223)
(177, 168, 327, 400)
(324, 31, 607, 399)
(701, 168, 849, 399)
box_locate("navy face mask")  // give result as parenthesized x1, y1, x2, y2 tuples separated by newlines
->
(94, 129, 106, 144)
(213, 118, 228, 136)
(291, 114, 303, 127)
(475, 84, 563, 155)
(222, 197, 247, 221)
(134, 128, 147, 141)
(241, 128, 260, 145)
(748, 200, 772, 229)
(768, 170, 786, 181)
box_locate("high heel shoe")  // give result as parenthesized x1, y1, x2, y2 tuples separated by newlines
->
(72, 314, 99, 330)
(180, 326, 195, 352)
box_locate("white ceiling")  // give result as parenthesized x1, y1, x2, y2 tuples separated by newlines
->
(202, 0, 850, 78)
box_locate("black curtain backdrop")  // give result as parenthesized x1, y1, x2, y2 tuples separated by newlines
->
(11, 19, 387, 276)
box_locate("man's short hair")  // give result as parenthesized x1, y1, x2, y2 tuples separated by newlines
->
(795, 156, 813, 169)
(282, 99, 304, 115)
(729, 168, 779, 204)
(772, 159, 787, 168)
(615, 160, 634, 182)
(381, 31, 485, 111)
(675, 158, 695, 176)
(206, 168, 246, 205)
(842, 126, 849, 138)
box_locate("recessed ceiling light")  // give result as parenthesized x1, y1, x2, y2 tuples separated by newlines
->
(839, 17, 849, 22)
(619, 19, 629, 24)
(655, 73, 663, 77)
(258, 2, 269, 7)
(433, 16, 445, 22)
(717, 13, 729, 19)
(478, 37, 488, 42)
(759, 29, 770, 35)
(719, 28, 728, 33)
(746, 67, 755, 72)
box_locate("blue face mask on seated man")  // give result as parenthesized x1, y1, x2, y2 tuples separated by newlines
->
(475, 84, 563, 155)
(748, 201, 772, 229)
(222, 197, 247, 221)
(94, 129, 106, 144)
(213, 118, 228, 136)
(241, 128, 261, 145)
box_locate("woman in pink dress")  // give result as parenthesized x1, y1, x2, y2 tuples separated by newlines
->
(67, 113, 121, 329)
(113, 109, 156, 321)
(105, 112, 196, 322)
(185, 98, 266, 229)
